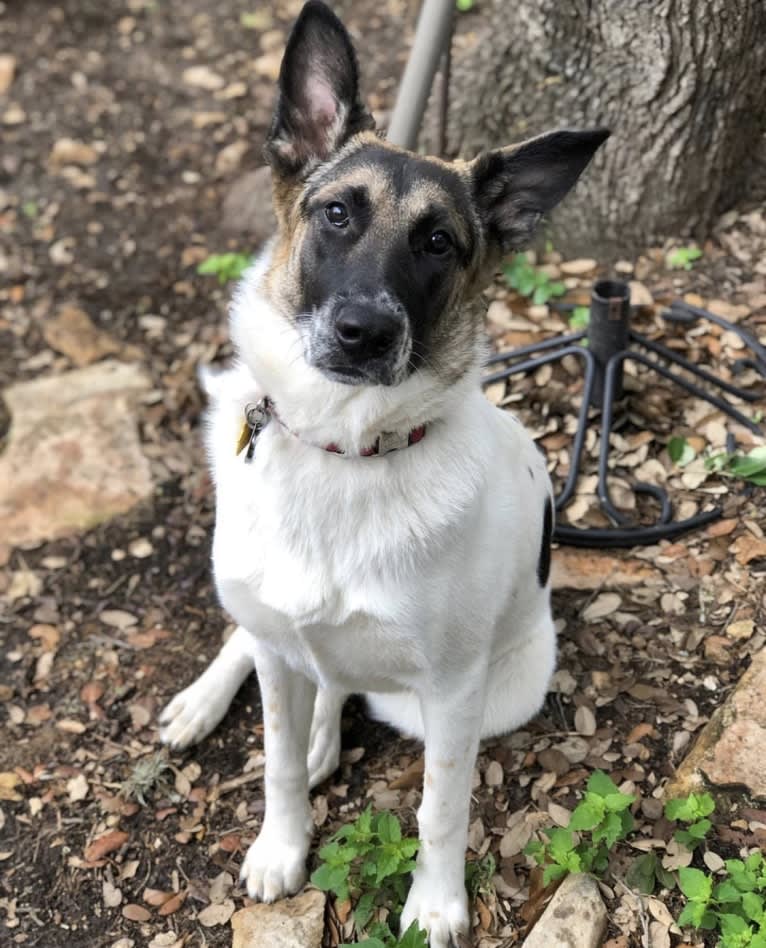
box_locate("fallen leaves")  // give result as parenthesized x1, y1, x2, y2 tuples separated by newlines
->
(0, 773, 23, 802)
(731, 533, 766, 565)
(84, 829, 129, 863)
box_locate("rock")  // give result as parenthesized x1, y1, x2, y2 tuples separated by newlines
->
(560, 258, 597, 276)
(182, 65, 225, 91)
(3, 104, 26, 125)
(0, 54, 16, 94)
(0, 360, 153, 549)
(551, 548, 662, 591)
(49, 138, 99, 168)
(522, 873, 607, 948)
(222, 166, 277, 245)
(666, 648, 766, 800)
(231, 890, 325, 948)
(216, 140, 249, 176)
(43, 304, 122, 366)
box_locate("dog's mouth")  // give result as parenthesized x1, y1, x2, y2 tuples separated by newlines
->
(313, 364, 369, 385)
(301, 297, 413, 388)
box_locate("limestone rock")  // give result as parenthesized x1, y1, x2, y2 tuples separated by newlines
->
(231, 890, 325, 948)
(523, 873, 607, 948)
(222, 166, 276, 245)
(0, 360, 153, 548)
(551, 548, 662, 590)
(43, 304, 122, 366)
(666, 648, 766, 800)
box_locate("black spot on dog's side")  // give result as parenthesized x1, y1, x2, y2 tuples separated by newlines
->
(537, 496, 553, 587)
(527, 465, 534, 480)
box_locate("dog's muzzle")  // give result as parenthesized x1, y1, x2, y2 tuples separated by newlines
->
(305, 294, 411, 386)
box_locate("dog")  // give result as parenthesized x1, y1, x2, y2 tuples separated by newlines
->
(159, 3, 607, 944)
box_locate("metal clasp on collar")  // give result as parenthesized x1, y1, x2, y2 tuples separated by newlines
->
(243, 398, 271, 463)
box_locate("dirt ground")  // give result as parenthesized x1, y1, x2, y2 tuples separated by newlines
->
(1, 2, 766, 948)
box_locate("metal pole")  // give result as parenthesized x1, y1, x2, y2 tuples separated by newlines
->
(387, 0, 455, 150)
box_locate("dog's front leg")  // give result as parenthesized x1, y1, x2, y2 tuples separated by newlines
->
(240, 644, 316, 902)
(401, 674, 487, 948)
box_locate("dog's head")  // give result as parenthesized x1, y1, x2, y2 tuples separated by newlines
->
(259, 0, 608, 389)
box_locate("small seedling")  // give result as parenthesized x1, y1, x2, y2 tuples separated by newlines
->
(665, 792, 714, 851)
(526, 771, 635, 885)
(121, 752, 173, 805)
(197, 252, 252, 285)
(569, 306, 590, 330)
(667, 435, 697, 468)
(312, 807, 426, 946)
(705, 446, 766, 486)
(504, 253, 567, 306)
(666, 246, 703, 270)
(21, 200, 39, 219)
(465, 853, 496, 901)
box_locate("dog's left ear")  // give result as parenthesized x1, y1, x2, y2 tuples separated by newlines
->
(264, 1, 374, 179)
(470, 128, 610, 252)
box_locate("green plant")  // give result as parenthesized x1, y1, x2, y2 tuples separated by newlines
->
(311, 807, 426, 946)
(677, 853, 766, 946)
(665, 792, 715, 851)
(705, 446, 766, 487)
(526, 771, 635, 885)
(667, 435, 698, 468)
(504, 253, 567, 306)
(667, 246, 703, 270)
(569, 306, 590, 329)
(197, 252, 252, 285)
(121, 752, 173, 805)
(465, 853, 496, 901)
(456, 0, 475, 9)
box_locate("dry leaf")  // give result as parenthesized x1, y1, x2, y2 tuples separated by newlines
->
(0, 773, 22, 802)
(103, 880, 123, 908)
(582, 593, 621, 621)
(67, 773, 89, 802)
(85, 830, 129, 862)
(732, 534, 766, 565)
(122, 903, 151, 922)
(574, 706, 597, 736)
(158, 891, 186, 916)
(197, 899, 235, 927)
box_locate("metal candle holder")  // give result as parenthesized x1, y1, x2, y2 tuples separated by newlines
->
(483, 281, 766, 547)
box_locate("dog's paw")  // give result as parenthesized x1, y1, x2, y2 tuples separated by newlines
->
(239, 830, 310, 902)
(307, 716, 341, 789)
(159, 680, 233, 750)
(400, 873, 470, 948)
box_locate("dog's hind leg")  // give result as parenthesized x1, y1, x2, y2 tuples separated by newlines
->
(159, 625, 256, 749)
(308, 688, 346, 788)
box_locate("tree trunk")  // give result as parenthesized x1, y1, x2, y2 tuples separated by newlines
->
(446, 0, 766, 259)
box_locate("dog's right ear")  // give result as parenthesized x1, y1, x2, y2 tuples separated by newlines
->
(264, 1, 374, 180)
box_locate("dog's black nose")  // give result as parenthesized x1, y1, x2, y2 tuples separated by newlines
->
(334, 306, 401, 359)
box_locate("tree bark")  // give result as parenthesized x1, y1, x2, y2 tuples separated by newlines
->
(446, 0, 766, 259)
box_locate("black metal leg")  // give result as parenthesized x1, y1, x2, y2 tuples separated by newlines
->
(483, 287, 765, 548)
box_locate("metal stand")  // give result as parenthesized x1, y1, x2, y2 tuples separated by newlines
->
(483, 281, 766, 547)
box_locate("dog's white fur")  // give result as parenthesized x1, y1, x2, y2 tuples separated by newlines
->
(161, 246, 556, 947)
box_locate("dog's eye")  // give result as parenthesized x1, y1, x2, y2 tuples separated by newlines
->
(427, 230, 452, 255)
(325, 202, 349, 228)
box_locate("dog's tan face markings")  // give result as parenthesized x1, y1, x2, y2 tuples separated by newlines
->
(264, 134, 491, 384)
(262, 1, 609, 387)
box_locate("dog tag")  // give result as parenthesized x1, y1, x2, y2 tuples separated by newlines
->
(235, 422, 251, 456)
(238, 399, 271, 462)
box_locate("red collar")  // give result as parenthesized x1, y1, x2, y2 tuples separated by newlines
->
(238, 397, 427, 462)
